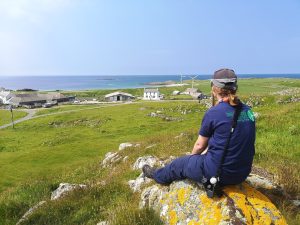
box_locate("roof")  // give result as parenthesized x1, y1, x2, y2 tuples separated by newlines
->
(105, 91, 134, 98)
(10, 96, 44, 104)
(43, 93, 66, 100)
(0, 91, 12, 98)
(8, 92, 69, 104)
(144, 88, 159, 93)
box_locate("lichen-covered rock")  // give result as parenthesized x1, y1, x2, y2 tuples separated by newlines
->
(119, 142, 134, 150)
(128, 173, 152, 192)
(140, 180, 287, 225)
(246, 173, 277, 190)
(101, 152, 123, 168)
(139, 185, 168, 209)
(51, 183, 87, 200)
(132, 156, 159, 170)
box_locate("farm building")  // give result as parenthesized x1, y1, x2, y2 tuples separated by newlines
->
(0, 91, 75, 108)
(143, 88, 161, 100)
(105, 91, 134, 102)
(172, 90, 181, 95)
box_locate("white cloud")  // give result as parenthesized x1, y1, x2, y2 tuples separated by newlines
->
(0, 0, 72, 23)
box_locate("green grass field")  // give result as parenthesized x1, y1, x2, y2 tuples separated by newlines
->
(35, 104, 119, 116)
(0, 78, 299, 225)
(0, 110, 28, 126)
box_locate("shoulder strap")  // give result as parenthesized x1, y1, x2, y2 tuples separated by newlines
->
(215, 102, 243, 178)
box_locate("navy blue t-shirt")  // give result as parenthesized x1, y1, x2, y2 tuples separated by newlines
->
(199, 102, 255, 185)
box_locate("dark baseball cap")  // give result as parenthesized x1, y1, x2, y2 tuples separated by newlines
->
(211, 68, 238, 90)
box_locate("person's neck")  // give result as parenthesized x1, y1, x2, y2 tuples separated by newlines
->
(216, 95, 225, 102)
(215, 95, 230, 105)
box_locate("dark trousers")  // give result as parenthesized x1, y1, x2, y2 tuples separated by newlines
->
(153, 155, 205, 185)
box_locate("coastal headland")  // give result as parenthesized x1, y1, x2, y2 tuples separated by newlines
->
(0, 78, 299, 225)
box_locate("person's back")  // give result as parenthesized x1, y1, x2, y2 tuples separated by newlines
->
(200, 102, 255, 185)
(142, 68, 256, 192)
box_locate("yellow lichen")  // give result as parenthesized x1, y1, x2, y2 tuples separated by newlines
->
(177, 188, 190, 206)
(187, 220, 201, 225)
(223, 183, 287, 225)
(162, 182, 286, 225)
(169, 210, 178, 225)
(198, 194, 223, 225)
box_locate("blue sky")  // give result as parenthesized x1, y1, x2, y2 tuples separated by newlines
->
(0, 0, 299, 76)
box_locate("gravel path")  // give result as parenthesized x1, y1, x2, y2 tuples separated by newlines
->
(0, 100, 198, 130)
(0, 103, 123, 130)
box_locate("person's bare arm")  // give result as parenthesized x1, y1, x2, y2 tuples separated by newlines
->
(191, 135, 209, 155)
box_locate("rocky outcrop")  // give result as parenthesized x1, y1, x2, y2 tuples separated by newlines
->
(101, 152, 123, 168)
(147, 112, 182, 121)
(128, 173, 152, 192)
(16, 183, 87, 223)
(132, 155, 159, 170)
(131, 155, 176, 171)
(246, 173, 277, 190)
(118, 142, 140, 151)
(139, 180, 287, 225)
(119, 143, 133, 151)
(128, 155, 287, 224)
(51, 183, 87, 200)
(16, 201, 47, 225)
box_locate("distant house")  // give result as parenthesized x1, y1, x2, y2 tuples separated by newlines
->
(172, 90, 181, 95)
(105, 91, 134, 102)
(9, 94, 45, 108)
(2, 92, 74, 108)
(143, 88, 161, 100)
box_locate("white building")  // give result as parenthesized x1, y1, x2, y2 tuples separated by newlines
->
(0, 90, 13, 104)
(172, 90, 181, 95)
(143, 88, 161, 100)
(104, 91, 134, 102)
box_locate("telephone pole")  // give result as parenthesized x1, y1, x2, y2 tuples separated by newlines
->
(9, 105, 15, 129)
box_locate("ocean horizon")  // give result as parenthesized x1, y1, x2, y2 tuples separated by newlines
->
(1, 74, 300, 91)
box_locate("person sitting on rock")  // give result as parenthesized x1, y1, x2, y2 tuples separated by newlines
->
(142, 68, 256, 187)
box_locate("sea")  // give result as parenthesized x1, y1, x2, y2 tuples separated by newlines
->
(0, 74, 299, 91)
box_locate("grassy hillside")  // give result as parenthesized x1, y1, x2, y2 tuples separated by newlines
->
(0, 101, 206, 192)
(0, 110, 28, 126)
(0, 78, 299, 225)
